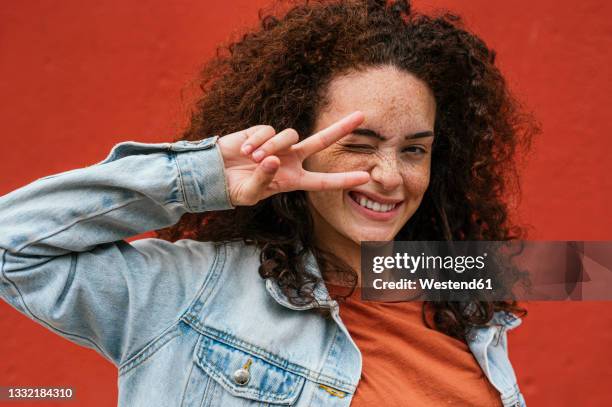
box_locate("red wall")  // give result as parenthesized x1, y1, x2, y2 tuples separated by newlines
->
(1, 1, 611, 405)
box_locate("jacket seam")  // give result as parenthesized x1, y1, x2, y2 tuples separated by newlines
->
(500, 383, 522, 406)
(481, 324, 520, 402)
(118, 243, 223, 370)
(171, 150, 194, 212)
(118, 324, 182, 375)
(179, 349, 198, 407)
(179, 242, 226, 322)
(212, 141, 234, 209)
(197, 243, 227, 311)
(479, 326, 496, 385)
(10, 197, 142, 253)
(317, 321, 345, 391)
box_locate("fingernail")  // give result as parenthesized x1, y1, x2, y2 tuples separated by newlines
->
(252, 149, 264, 161)
(242, 144, 253, 155)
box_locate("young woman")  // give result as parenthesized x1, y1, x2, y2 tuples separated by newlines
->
(0, 1, 534, 406)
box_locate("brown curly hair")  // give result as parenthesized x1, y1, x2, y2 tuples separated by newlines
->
(156, 0, 536, 340)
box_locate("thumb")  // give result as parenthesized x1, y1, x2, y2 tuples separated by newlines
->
(239, 156, 280, 205)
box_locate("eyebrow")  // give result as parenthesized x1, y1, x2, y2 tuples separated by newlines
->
(351, 128, 435, 141)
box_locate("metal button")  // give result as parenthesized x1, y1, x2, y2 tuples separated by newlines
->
(233, 368, 250, 385)
(233, 359, 252, 386)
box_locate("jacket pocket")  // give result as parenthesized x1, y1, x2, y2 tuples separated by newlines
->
(185, 334, 307, 406)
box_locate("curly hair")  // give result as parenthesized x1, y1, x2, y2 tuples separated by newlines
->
(156, 0, 536, 340)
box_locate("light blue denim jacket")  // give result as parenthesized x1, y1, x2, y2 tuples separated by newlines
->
(0, 136, 526, 407)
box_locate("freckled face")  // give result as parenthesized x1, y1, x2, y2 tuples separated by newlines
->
(304, 65, 436, 247)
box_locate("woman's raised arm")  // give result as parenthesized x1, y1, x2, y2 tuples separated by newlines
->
(0, 112, 370, 367)
(0, 136, 232, 366)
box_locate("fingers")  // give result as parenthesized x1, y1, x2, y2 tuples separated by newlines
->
(224, 125, 271, 145)
(299, 170, 370, 191)
(249, 128, 300, 163)
(291, 111, 364, 161)
(238, 156, 280, 204)
(218, 125, 271, 163)
(240, 125, 276, 156)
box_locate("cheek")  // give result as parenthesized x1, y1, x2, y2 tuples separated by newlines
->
(401, 164, 431, 197)
(304, 151, 364, 173)
(307, 180, 348, 214)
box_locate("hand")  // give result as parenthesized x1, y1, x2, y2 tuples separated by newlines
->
(217, 111, 371, 206)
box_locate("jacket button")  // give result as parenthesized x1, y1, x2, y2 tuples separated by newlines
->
(233, 368, 250, 386)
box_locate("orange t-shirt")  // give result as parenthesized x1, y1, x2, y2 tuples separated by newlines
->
(327, 285, 502, 406)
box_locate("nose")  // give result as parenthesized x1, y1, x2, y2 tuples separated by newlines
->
(370, 155, 402, 192)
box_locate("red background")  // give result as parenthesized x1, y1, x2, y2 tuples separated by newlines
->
(1, 0, 611, 405)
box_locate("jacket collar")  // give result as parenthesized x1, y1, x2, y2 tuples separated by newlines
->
(264, 247, 337, 310)
(489, 310, 523, 330)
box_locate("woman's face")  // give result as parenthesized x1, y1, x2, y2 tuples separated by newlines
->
(304, 65, 436, 248)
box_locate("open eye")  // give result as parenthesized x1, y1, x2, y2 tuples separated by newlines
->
(402, 145, 427, 155)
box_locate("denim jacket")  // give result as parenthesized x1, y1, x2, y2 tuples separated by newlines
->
(0, 136, 526, 407)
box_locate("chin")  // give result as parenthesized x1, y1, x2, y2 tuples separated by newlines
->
(350, 228, 396, 243)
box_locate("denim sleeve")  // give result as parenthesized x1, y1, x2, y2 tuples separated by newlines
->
(0, 136, 234, 366)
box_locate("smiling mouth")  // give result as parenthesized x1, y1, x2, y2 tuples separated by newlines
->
(348, 191, 403, 213)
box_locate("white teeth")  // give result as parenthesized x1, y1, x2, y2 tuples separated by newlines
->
(353, 194, 397, 213)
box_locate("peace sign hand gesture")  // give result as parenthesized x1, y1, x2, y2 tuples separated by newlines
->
(217, 112, 370, 206)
